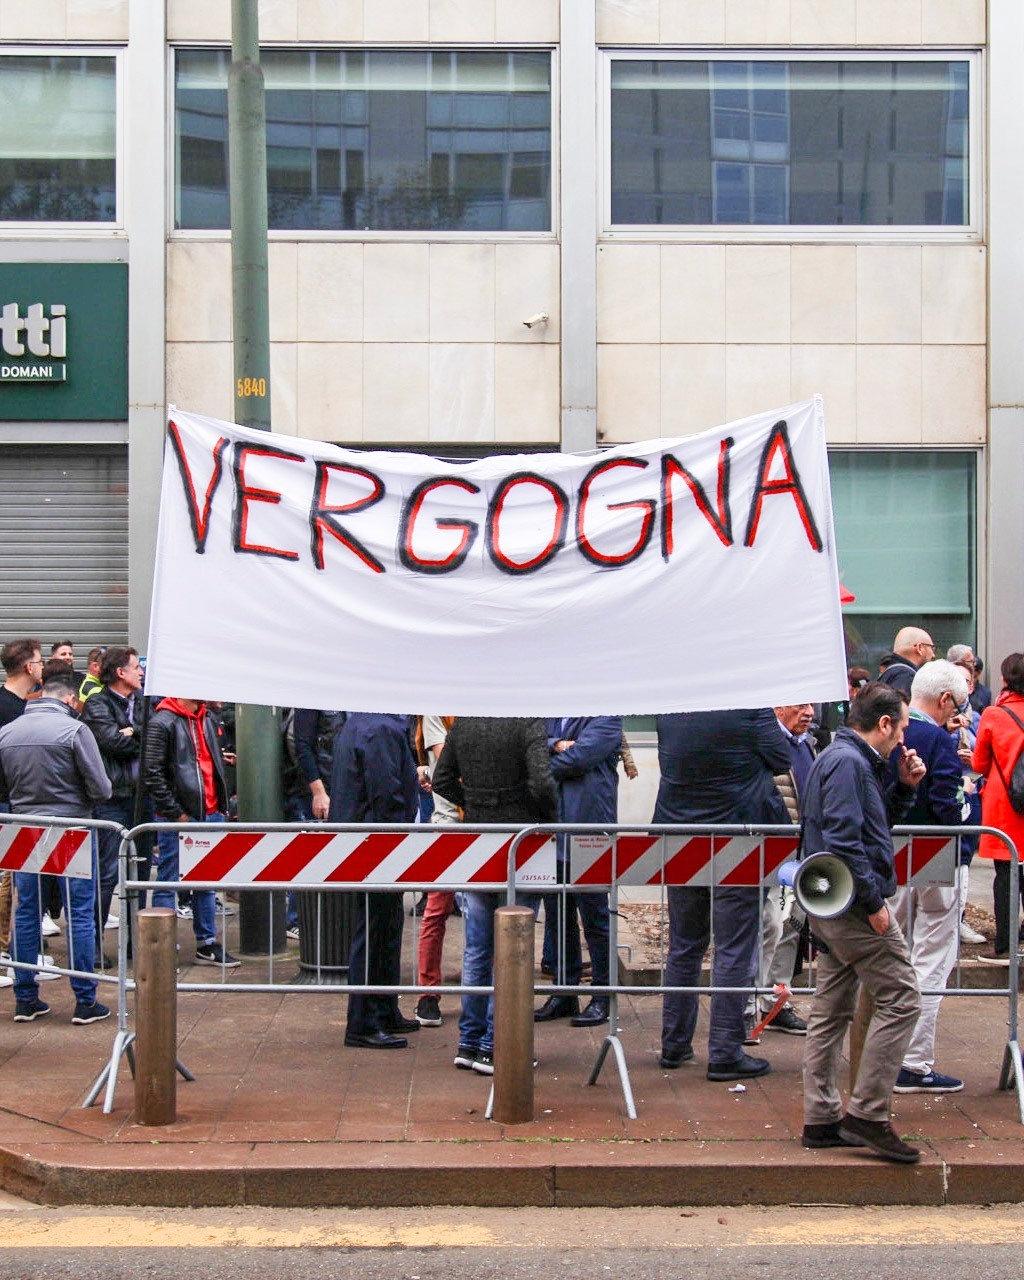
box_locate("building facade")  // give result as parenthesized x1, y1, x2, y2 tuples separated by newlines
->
(0, 0, 1019, 669)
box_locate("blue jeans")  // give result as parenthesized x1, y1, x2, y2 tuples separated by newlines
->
(151, 812, 225, 945)
(13, 871, 97, 1004)
(457, 891, 501, 1053)
(662, 885, 762, 1065)
(93, 794, 154, 942)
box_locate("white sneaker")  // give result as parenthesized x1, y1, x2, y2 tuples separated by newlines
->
(216, 896, 236, 916)
(176, 905, 193, 919)
(9, 954, 63, 982)
(960, 919, 986, 945)
(104, 913, 119, 931)
(40, 915, 60, 937)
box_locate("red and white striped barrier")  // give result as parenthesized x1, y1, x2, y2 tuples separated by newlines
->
(569, 834, 800, 886)
(569, 834, 958, 888)
(892, 836, 957, 887)
(0, 824, 92, 879)
(178, 828, 556, 886)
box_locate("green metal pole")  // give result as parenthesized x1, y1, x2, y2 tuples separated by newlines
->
(229, 0, 285, 954)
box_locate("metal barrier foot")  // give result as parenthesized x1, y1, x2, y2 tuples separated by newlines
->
(999, 1040, 1024, 1124)
(484, 1082, 494, 1121)
(81, 1029, 136, 1112)
(587, 1033, 637, 1120)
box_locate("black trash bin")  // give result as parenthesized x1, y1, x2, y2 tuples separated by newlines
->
(295, 890, 358, 985)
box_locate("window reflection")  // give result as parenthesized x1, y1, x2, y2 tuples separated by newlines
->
(611, 59, 970, 227)
(0, 56, 117, 223)
(175, 49, 552, 232)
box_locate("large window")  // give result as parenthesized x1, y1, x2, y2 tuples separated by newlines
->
(0, 54, 117, 223)
(175, 49, 552, 232)
(830, 451, 977, 665)
(609, 56, 972, 228)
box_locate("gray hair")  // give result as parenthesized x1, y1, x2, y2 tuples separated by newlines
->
(911, 658, 969, 706)
(946, 643, 974, 664)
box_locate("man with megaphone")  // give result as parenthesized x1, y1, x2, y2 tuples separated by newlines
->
(799, 681, 927, 1163)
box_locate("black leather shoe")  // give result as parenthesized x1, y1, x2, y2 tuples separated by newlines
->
(344, 1030, 408, 1049)
(384, 1015, 420, 1034)
(706, 1053, 771, 1082)
(534, 995, 580, 1022)
(570, 998, 609, 1027)
(659, 1045, 695, 1069)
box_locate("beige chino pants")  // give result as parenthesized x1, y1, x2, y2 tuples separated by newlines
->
(803, 906, 921, 1125)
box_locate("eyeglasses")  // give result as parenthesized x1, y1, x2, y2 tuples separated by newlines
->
(921, 641, 937, 652)
(27, 658, 43, 668)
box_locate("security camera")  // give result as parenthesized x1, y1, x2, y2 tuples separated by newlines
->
(522, 312, 549, 329)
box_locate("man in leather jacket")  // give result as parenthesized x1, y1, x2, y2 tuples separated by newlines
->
(142, 695, 239, 968)
(81, 647, 154, 955)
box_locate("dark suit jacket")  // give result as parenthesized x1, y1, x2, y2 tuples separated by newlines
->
(653, 708, 790, 825)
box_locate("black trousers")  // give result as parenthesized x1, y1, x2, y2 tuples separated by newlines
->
(346, 891, 404, 1034)
(992, 860, 1024, 955)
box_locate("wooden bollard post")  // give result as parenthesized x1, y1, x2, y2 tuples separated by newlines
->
(134, 907, 178, 1125)
(492, 905, 535, 1125)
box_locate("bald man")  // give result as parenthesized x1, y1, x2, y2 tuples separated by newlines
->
(878, 628, 937, 697)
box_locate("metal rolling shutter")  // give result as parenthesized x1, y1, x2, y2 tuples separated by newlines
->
(0, 445, 128, 651)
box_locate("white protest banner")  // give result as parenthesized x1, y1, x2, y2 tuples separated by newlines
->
(145, 397, 847, 714)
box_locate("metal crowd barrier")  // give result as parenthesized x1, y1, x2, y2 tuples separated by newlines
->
(0, 815, 1013, 1125)
(0, 812, 129, 999)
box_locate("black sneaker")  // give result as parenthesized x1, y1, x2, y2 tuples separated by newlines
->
(471, 1051, 538, 1076)
(838, 1114, 921, 1164)
(765, 1005, 807, 1035)
(71, 1001, 111, 1025)
(13, 998, 50, 1023)
(454, 1045, 480, 1070)
(194, 942, 241, 968)
(415, 995, 442, 1026)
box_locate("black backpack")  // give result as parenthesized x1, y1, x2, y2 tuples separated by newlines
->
(992, 707, 1024, 815)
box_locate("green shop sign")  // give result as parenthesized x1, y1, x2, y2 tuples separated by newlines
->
(0, 262, 127, 420)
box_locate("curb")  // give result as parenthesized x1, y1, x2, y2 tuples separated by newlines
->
(3, 1140, 1024, 1208)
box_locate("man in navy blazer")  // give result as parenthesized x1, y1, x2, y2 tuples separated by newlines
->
(534, 716, 622, 1028)
(654, 708, 791, 1080)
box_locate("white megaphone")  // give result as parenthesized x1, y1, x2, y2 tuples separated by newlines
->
(777, 852, 855, 919)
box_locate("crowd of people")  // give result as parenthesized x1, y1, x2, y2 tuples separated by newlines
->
(0, 627, 1022, 1167)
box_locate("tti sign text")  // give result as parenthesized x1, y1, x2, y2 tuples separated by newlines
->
(0, 302, 67, 382)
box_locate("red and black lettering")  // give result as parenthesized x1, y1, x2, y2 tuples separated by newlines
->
(576, 457, 656, 568)
(661, 437, 734, 560)
(744, 420, 823, 551)
(486, 472, 569, 575)
(398, 477, 482, 574)
(231, 442, 305, 561)
(167, 420, 228, 554)
(309, 462, 386, 573)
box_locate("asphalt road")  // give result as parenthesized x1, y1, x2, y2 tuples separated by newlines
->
(0, 1203, 1020, 1279)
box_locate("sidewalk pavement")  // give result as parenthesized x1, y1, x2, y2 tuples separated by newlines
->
(0, 906, 1021, 1209)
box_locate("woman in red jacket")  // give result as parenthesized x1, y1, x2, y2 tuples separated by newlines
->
(972, 652, 1024, 956)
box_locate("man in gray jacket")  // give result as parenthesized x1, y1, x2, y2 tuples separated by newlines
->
(0, 669, 112, 1024)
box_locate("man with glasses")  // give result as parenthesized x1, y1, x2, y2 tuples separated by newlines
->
(887, 659, 972, 1094)
(81, 647, 154, 959)
(878, 627, 937, 697)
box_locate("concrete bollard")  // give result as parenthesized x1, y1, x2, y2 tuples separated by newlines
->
(134, 907, 178, 1126)
(492, 905, 535, 1125)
